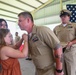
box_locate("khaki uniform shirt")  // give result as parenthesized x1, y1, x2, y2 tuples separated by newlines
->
(54, 22, 76, 48)
(15, 36, 20, 43)
(28, 25, 60, 70)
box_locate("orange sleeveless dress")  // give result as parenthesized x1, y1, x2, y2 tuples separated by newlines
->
(0, 58, 22, 75)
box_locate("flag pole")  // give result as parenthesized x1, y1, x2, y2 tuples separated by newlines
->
(60, 0, 63, 10)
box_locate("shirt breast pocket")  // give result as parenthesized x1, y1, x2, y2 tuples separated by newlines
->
(34, 40, 52, 55)
(67, 28, 75, 34)
(56, 30, 61, 35)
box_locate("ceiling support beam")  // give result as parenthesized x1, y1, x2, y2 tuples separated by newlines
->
(31, 0, 54, 15)
(0, 14, 17, 19)
(0, 8, 18, 15)
(36, 0, 44, 4)
(0, 1, 27, 11)
(16, 0, 37, 9)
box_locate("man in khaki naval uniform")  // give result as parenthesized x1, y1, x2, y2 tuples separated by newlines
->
(54, 9, 76, 75)
(15, 32, 20, 43)
(18, 12, 63, 75)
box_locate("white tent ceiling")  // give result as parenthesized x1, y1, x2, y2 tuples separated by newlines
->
(0, 0, 53, 22)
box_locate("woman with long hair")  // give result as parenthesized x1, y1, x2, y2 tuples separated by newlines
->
(0, 29, 28, 75)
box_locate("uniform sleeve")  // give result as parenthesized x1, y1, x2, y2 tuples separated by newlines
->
(37, 26, 61, 50)
(53, 27, 57, 36)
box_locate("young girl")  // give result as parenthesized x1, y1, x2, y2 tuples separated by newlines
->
(0, 29, 28, 75)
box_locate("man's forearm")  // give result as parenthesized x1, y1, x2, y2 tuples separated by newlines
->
(54, 47, 63, 70)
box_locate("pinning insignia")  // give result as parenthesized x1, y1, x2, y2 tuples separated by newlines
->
(67, 26, 73, 28)
(32, 35, 39, 42)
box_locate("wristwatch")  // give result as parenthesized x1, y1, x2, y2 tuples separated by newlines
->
(56, 69, 62, 73)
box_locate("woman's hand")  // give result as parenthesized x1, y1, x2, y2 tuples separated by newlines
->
(22, 33, 28, 41)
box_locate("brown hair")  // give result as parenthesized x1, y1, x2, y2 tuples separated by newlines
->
(0, 29, 10, 48)
(18, 12, 34, 22)
(0, 29, 10, 72)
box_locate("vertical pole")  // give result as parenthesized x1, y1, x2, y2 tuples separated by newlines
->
(60, 0, 63, 10)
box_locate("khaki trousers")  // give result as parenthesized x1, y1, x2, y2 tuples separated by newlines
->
(35, 66, 55, 75)
(64, 45, 76, 75)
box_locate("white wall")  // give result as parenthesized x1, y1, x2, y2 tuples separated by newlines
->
(34, 15, 61, 25)
(7, 21, 27, 40)
(7, 21, 16, 39)
(44, 23, 61, 31)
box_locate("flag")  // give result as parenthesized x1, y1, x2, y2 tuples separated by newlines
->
(66, 4, 76, 23)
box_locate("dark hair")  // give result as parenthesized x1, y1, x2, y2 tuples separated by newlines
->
(0, 19, 8, 28)
(16, 32, 18, 34)
(18, 12, 34, 22)
(0, 29, 10, 48)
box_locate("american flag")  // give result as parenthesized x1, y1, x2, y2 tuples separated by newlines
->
(66, 4, 76, 23)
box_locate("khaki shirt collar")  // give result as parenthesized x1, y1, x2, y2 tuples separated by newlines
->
(29, 25, 37, 39)
(32, 25, 37, 34)
(60, 22, 72, 27)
